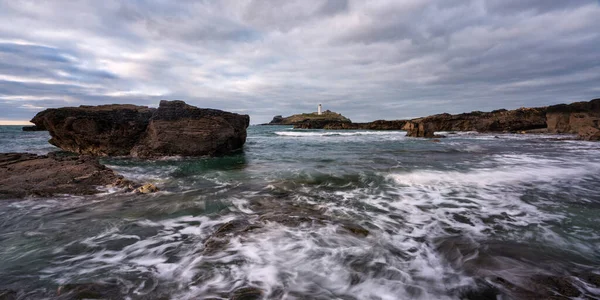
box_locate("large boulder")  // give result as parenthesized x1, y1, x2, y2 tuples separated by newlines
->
(30, 100, 250, 157)
(131, 100, 250, 157)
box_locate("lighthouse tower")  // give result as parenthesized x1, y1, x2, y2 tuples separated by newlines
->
(318, 104, 322, 115)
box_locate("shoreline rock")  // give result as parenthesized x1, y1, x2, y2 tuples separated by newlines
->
(0, 152, 131, 199)
(30, 100, 250, 157)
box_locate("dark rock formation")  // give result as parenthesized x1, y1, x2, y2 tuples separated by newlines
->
(0, 152, 129, 199)
(31, 104, 155, 156)
(22, 125, 46, 131)
(131, 100, 249, 156)
(405, 107, 548, 137)
(30, 100, 250, 157)
(546, 98, 600, 141)
(269, 115, 284, 124)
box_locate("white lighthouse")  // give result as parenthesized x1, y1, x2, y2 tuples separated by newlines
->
(318, 104, 322, 115)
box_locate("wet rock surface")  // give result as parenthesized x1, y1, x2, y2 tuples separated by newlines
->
(404, 107, 548, 137)
(131, 100, 249, 157)
(30, 100, 250, 157)
(0, 152, 130, 199)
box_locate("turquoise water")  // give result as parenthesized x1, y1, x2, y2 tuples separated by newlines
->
(0, 125, 599, 299)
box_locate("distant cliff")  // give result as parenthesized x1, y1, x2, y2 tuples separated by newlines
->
(403, 98, 600, 140)
(267, 110, 351, 128)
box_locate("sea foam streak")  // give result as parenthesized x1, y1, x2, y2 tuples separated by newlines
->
(274, 131, 406, 137)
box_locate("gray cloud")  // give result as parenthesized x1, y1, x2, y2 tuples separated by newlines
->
(0, 0, 598, 124)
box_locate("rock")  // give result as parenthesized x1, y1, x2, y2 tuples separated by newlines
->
(135, 183, 159, 194)
(30, 100, 249, 157)
(405, 107, 548, 137)
(57, 281, 123, 299)
(22, 125, 46, 131)
(269, 115, 284, 124)
(578, 126, 600, 141)
(0, 152, 128, 199)
(131, 100, 249, 157)
(341, 223, 370, 237)
(546, 98, 600, 140)
(230, 287, 263, 300)
(31, 104, 155, 156)
(0, 289, 17, 300)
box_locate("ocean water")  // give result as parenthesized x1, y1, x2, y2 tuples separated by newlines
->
(0, 125, 599, 299)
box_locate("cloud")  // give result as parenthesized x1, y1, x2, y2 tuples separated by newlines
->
(0, 0, 598, 124)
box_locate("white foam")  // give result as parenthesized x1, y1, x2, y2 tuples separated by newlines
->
(274, 130, 407, 137)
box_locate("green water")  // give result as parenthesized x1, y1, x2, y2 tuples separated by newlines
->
(0, 125, 599, 299)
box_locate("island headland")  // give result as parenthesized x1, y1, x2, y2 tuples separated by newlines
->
(267, 98, 600, 141)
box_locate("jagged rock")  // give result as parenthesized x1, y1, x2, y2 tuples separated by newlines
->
(546, 99, 600, 141)
(131, 100, 249, 157)
(135, 183, 159, 194)
(405, 107, 548, 137)
(31, 104, 155, 156)
(0, 152, 128, 199)
(30, 100, 249, 157)
(269, 115, 284, 124)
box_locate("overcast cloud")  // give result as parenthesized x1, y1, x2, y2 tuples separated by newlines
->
(0, 0, 599, 124)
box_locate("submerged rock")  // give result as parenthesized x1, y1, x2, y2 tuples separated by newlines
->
(56, 281, 123, 300)
(0, 152, 129, 199)
(230, 287, 263, 300)
(135, 183, 159, 194)
(30, 100, 250, 157)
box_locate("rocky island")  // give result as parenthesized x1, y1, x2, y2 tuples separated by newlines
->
(267, 110, 351, 128)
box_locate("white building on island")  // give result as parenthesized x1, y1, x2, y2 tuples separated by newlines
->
(318, 104, 322, 115)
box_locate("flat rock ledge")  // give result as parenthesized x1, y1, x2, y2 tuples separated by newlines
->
(0, 152, 131, 199)
(30, 100, 250, 157)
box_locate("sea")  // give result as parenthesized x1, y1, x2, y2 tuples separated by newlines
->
(0, 125, 599, 299)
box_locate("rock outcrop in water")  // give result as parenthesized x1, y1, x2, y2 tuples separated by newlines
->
(30, 100, 250, 157)
(0, 152, 130, 199)
(404, 107, 548, 138)
(546, 98, 600, 141)
(267, 110, 351, 128)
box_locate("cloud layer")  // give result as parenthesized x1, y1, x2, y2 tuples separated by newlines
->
(1, 0, 599, 124)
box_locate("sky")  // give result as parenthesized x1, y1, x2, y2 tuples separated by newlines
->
(0, 0, 599, 125)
